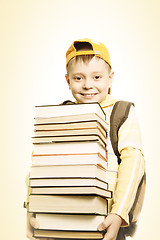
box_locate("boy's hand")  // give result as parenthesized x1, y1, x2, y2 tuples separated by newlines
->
(26, 212, 54, 240)
(97, 214, 122, 240)
(26, 212, 40, 240)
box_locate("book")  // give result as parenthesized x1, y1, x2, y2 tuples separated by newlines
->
(32, 153, 107, 169)
(35, 102, 106, 120)
(35, 213, 105, 231)
(29, 177, 108, 190)
(31, 186, 112, 198)
(29, 195, 108, 215)
(34, 119, 108, 134)
(34, 229, 103, 239)
(29, 164, 107, 182)
(33, 140, 107, 158)
(32, 134, 107, 149)
(35, 113, 108, 131)
(33, 126, 107, 144)
(32, 134, 107, 148)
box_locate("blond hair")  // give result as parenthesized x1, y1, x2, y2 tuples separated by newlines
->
(67, 55, 111, 75)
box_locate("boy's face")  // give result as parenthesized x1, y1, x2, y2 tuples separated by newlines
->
(66, 56, 114, 103)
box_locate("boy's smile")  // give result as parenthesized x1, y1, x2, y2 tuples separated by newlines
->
(66, 57, 114, 103)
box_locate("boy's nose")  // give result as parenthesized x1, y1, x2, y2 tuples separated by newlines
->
(82, 79, 93, 89)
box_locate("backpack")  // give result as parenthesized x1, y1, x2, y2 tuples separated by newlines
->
(62, 100, 146, 237)
(110, 100, 146, 237)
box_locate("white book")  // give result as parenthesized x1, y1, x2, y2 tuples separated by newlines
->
(34, 120, 108, 133)
(32, 135, 107, 148)
(29, 195, 108, 215)
(29, 177, 108, 189)
(34, 229, 103, 239)
(33, 127, 107, 145)
(32, 153, 107, 169)
(33, 140, 107, 158)
(34, 113, 108, 131)
(36, 213, 105, 231)
(29, 164, 107, 183)
(31, 186, 112, 198)
(35, 102, 106, 120)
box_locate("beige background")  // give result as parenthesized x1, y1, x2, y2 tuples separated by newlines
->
(1, 0, 160, 239)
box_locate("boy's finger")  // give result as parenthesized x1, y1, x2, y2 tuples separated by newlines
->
(97, 217, 110, 231)
(26, 230, 38, 240)
(30, 217, 40, 229)
(98, 221, 107, 231)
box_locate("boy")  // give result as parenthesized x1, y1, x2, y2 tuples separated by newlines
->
(26, 38, 145, 240)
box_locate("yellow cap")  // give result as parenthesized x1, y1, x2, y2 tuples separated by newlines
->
(66, 38, 111, 67)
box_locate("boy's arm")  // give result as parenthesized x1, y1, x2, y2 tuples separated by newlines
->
(25, 152, 34, 204)
(25, 172, 31, 204)
(110, 105, 145, 225)
(25, 158, 39, 240)
(110, 147, 144, 225)
(98, 106, 145, 239)
(25, 172, 37, 240)
(25, 161, 54, 240)
(98, 147, 144, 240)
(26, 211, 40, 240)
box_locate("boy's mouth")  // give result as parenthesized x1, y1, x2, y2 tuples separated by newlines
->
(80, 93, 98, 97)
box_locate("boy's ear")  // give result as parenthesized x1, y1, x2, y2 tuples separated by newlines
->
(108, 70, 114, 88)
(65, 74, 70, 87)
(108, 70, 114, 94)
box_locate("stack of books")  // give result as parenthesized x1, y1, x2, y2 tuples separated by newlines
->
(28, 102, 112, 239)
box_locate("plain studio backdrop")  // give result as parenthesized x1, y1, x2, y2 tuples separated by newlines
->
(0, 0, 160, 239)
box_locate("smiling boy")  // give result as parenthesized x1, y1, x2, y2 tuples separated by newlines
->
(26, 39, 145, 240)
(65, 39, 144, 240)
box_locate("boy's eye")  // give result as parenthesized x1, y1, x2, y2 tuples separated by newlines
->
(74, 76, 82, 81)
(94, 75, 101, 80)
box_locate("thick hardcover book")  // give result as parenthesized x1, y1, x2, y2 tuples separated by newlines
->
(34, 119, 108, 133)
(33, 126, 107, 144)
(33, 140, 107, 158)
(29, 164, 107, 183)
(35, 213, 105, 231)
(30, 186, 112, 198)
(29, 177, 108, 190)
(29, 195, 108, 215)
(35, 113, 108, 131)
(34, 229, 103, 239)
(32, 134, 107, 148)
(35, 102, 106, 120)
(32, 153, 107, 170)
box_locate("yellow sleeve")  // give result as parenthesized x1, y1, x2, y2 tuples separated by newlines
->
(110, 147, 145, 225)
(110, 106, 145, 225)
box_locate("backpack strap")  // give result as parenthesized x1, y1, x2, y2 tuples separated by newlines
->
(110, 101, 135, 164)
